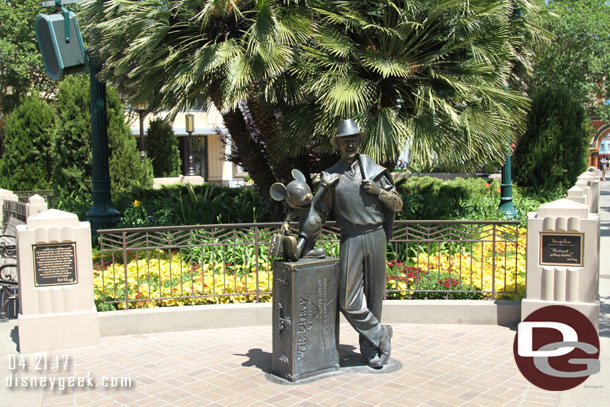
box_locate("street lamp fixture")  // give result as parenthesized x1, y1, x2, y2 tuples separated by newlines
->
(185, 113, 195, 176)
(134, 102, 148, 161)
(498, 135, 518, 219)
(498, 9, 522, 220)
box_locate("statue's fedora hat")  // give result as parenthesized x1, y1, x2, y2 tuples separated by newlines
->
(331, 119, 367, 148)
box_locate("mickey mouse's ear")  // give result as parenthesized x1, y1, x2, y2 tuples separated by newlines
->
(292, 169, 306, 183)
(270, 183, 287, 201)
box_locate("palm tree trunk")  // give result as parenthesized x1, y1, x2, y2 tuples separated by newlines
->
(245, 96, 316, 185)
(221, 107, 276, 200)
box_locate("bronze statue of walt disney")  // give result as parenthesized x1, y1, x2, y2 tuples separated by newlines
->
(316, 119, 403, 369)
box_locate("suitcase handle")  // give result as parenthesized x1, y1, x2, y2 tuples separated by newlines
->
(277, 302, 291, 332)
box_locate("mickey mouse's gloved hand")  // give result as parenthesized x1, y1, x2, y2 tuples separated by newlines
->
(321, 171, 340, 188)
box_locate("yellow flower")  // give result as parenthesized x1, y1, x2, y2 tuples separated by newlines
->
(133, 200, 142, 208)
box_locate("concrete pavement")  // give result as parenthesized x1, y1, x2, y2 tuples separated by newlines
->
(0, 181, 608, 407)
(558, 179, 610, 407)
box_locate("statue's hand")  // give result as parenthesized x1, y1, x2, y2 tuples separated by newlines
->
(321, 171, 340, 188)
(281, 221, 290, 234)
(362, 180, 382, 195)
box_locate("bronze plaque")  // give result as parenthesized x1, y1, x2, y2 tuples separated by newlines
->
(33, 242, 77, 287)
(540, 233, 583, 267)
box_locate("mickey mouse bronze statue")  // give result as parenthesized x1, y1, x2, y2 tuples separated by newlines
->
(269, 169, 337, 260)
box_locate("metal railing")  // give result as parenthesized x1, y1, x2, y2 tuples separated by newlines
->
(97, 220, 523, 309)
(2, 200, 27, 224)
(15, 190, 54, 205)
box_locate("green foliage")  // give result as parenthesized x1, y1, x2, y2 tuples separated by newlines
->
(53, 190, 93, 221)
(513, 87, 589, 194)
(534, 0, 610, 119)
(0, 0, 55, 122)
(146, 118, 181, 177)
(82, 0, 549, 196)
(0, 96, 55, 190)
(52, 75, 153, 202)
(52, 75, 92, 198)
(115, 184, 272, 227)
(395, 176, 553, 227)
(106, 85, 154, 194)
(98, 175, 554, 230)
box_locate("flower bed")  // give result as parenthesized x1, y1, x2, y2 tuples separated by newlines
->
(94, 257, 273, 310)
(94, 227, 527, 310)
(386, 228, 527, 300)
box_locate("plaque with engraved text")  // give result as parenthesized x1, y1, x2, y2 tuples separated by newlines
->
(33, 242, 78, 287)
(540, 233, 583, 267)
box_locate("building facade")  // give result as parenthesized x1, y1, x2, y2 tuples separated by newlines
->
(128, 105, 247, 186)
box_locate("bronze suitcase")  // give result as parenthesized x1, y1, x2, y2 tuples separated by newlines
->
(272, 258, 340, 381)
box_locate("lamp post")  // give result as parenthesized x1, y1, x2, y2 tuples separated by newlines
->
(134, 102, 148, 161)
(36, 1, 119, 232)
(498, 134, 518, 219)
(498, 7, 522, 220)
(85, 56, 120, 231)
(185, 113, 195, 176)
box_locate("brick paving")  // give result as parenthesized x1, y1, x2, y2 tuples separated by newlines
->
(3, 323, 558, 407)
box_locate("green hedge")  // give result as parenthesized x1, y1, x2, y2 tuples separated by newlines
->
(0, 96, 54, 190)
(115, 184, 272, 227)
(395, 176, 557, 227)
(57, 176, 554, 229)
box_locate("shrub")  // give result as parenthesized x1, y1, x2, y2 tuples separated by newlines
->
(114, 183, 272, 227)
(395, 176, 554, 227)
(146, 118, 181, 177)
(513, 87, 589, 194)
(51, 75, 153, 202)
(0, 96, 54, 190)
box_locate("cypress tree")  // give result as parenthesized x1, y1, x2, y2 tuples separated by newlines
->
(52, 75, 153, 201)
(0, 96, 54, 190)
(146, 118, 181, 177)
(513, 87, 589, 193)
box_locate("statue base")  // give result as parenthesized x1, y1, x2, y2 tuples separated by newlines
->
(271, 258, 340, 382)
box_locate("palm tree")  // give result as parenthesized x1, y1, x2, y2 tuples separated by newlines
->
(81, 0, 548, 192)
(82, 0, 315, 203)
(282, 0, 548, 170)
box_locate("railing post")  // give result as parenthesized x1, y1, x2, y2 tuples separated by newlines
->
(0, 189, 18, 226)
(492, 224, 496, 297)
(122, 231, 129, 310)
(255, 226, 260, 302)
(26, 194, 48, 219)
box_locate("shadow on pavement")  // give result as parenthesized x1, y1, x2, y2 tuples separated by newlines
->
(600, 296, 610, 339)
(10, 325, 19, 351)
(236, 348, 273, 373)
(236, 344, 364, 375)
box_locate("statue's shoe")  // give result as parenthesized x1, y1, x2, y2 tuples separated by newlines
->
(366, 354, 384, 369)
(303, 247, 325, 258)
(283, 236, 299, 261)
(378, 325, 393, 365)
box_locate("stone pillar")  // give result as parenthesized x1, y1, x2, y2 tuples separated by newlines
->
(26, 194, 48, 219)
(578, 172, 600, 214)
(566, 186, 586, 206)
(574, 179, 590, 209)
(0, 188, 18, 226)
(522, 199, 600, 331)
(17, 209, 99, 352)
